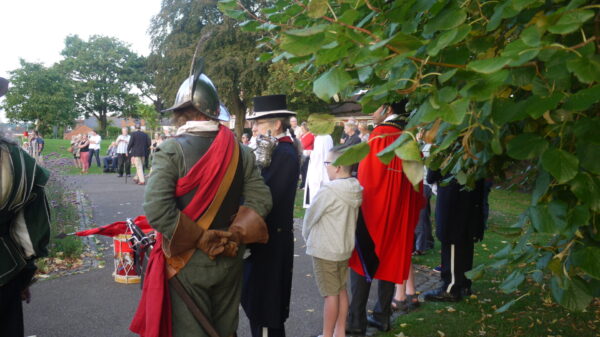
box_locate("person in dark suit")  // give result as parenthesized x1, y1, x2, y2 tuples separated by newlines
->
(422, 171, 486, 301)
(127, 123, 151, 185)
(242, 95, 300, 337)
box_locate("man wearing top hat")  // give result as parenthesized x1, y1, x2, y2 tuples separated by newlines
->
(242, 94, 300, 337)
(130, 71, 272, 337)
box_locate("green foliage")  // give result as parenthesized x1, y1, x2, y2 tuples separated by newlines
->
(2, 61, 77, 135)
(221, 0, 600, 311)
(59, 35, 142, 134)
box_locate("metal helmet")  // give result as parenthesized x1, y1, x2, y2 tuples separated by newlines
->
(163, 73, 230, 122)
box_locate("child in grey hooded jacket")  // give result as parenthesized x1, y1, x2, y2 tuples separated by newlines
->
(302, 148, 363, 337)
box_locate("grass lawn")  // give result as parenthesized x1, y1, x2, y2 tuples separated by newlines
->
(381, 188, 599, 337)
(42, 138, 142, 175)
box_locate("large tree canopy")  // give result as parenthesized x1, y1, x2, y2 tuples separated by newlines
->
(149, 0, 272, 136)
(2, 60, 77, 135)
(60, 35, 142, 134)
(220, 0, 600, 311)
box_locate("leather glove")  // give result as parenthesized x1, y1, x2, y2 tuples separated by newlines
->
(221, 240, 239, 258)
(197, 230, 232, 260)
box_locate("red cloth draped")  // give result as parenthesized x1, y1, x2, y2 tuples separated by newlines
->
(130, 233, 171, 337)
(75, 215, 152, 237)
(348, 124, 424, 284)
(130, 125, 236, 337)
(175, 125, 236, 220)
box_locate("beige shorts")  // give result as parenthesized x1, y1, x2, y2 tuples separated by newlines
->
(312, 257, 349, 297)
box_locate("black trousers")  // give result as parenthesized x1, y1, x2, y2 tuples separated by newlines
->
(249, 321, 285, 337)
(414, 185, 434, 252)
(299, 156, 309, 188)
(117, 153, 131, 176)
(440, 240, 474, 295)
(347, 269, 395, 331)
(0, 276, 24, 337)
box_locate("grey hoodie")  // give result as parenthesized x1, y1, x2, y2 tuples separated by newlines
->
(302, 177, 363, 261)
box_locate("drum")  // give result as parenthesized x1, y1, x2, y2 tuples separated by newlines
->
(113, 234, 140, 284)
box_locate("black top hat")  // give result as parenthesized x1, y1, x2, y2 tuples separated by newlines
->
(246, 94, 296, 120)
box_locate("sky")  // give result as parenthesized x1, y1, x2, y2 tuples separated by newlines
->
(0, 0, 163, 122)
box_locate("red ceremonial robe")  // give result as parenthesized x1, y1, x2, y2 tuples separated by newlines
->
(348, 122, 424, 284)
(130, 125, 236, 337)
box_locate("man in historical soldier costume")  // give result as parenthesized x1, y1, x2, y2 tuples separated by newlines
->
(0, 77, 52, 337)
(242, 95, 300, 337)
(346, 101, 424, 335)
(130, 71, 272, 337)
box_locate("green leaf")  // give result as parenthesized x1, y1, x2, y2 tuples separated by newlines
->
(357, 66, 373, 83)
(532, 170, 550, 205)
(491, 134, 502, 155)
(423, 8, 467, 35)
(334, 142, 371, 166)
(462, 70, 509, 101)
(437, 87, 457, 103)
(443, 98, 469, 125)
(507, 133, 549, 160)
(427, 28, 457, 57)
(465, 264, 486, 281)
(523, 92, 564, 119)
(541, 148, 579, 184)
(467, 57, 512, 74)
(495, 297, 519, 314)
(239, 20, 260, 32)
(529, 201, 568, 234)
(313, 67, 352, 101)
(500, 270, 525, 293)
(285, 24, 329, 36)
(387, 32, 425, 54)
(572, 247, 600, 280)
(511, 0, 543, 11)
(491, 99, 527, 124)
(520, 26, 542, 47)
(307, 0, 328, 18)
(551, 276, 593, 311)
(281, 34, 326, 56)
(402, 160, 425, 187)
(307, 113, 336, 135)
(566, 55, 600, 84)
(548, 9, 595, 35)
(438, 69, 458, 84)
(563, 84, 600, 111)
(570, 173, 600, 212)
(394, 139, 421, 161)
(577, 142, 600, 175)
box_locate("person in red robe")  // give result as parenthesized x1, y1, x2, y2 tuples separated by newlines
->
(346, 100, 424, 334)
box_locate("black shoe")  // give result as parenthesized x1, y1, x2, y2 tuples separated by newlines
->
(366, 314, 390, 332)
(392, 294, 420, 313)
(461, 287, 472, 297)
(423, 287, 462, 302)
(345, 327, 366, 336)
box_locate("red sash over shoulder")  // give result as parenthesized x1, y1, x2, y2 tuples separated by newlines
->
(176, 125, 236, 220)
(130, 125, 236, 337)
(348, 123, 424, 284)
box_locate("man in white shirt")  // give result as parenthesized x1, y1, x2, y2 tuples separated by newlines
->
(88, 130, 102, 168)
(115, 127, 131, 177)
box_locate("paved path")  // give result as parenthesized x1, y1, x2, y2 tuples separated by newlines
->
(24, 173, 440, 337)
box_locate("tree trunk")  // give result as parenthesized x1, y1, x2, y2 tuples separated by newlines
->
(99, 112, 108, 137)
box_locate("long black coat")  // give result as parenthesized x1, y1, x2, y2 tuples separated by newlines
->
(427, 170, 485, 244)
(127, 131, 151, 157)
(242, 141, 299, 327)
